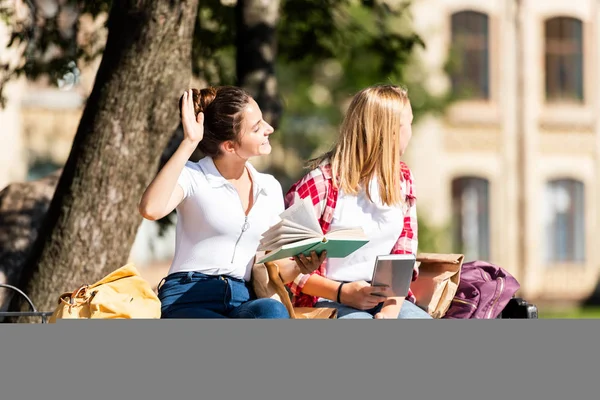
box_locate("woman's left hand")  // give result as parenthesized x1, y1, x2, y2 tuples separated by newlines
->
(293, 251, 327, 274)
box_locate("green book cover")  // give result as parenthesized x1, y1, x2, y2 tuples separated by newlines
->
(257, 236, 369, 264)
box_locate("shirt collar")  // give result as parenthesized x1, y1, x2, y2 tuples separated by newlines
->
(319, 158, 333, 180)
(245, 161, 270, 195)
(198, 156, 269, 195)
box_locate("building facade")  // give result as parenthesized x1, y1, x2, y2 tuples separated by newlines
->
(406, 0, 600, 301)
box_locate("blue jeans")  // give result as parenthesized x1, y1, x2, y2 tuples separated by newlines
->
(157, 271, 290, 319)
(314, 299, 432, 319)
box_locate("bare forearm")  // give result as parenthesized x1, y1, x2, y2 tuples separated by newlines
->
(276, 258, 304, 284)
(139, 140, 197, 220)
(301, 274, 340, 301)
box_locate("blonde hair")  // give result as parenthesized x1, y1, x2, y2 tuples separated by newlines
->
(310, 84, 410, 207)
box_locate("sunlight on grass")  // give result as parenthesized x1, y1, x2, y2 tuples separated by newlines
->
(538, 306, 600, 319)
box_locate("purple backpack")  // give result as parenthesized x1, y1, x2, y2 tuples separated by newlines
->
(442, 260, 520, 319)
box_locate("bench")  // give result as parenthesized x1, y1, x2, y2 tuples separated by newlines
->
(1, 280, 538, 323)
(0, 283, 54, 323)
(497, 297, 538, 319)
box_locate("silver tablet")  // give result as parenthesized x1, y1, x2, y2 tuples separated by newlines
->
(370, 254, 416, 297)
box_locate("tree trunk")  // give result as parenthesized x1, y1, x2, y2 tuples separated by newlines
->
(236, 0, 282, 128)
(0, 170, 60, 316)
(9, 0, 199, 322)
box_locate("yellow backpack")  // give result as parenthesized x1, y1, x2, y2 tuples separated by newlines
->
(49, 263, 161, 321)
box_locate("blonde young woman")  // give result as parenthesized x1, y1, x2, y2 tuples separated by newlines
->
(139, 86, 325, 319)
(285, 84, 432, 319)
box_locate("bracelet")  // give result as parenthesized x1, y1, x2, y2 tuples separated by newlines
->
(336, 282, 346, 304)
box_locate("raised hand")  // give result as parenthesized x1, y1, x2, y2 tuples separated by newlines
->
(181, 89, 204, 144)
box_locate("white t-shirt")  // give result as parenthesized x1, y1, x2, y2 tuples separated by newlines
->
(324, 178, 406, 283)
(167, 156, 284, 281)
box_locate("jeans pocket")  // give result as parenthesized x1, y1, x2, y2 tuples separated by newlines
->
(157, 279, 183, 301)
(227, 279, 251, 308)
(158, 272, 201, 299)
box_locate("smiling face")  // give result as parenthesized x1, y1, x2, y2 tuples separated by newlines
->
(232, 97, 274, 159)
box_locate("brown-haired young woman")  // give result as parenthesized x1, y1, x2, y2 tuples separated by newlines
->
(139, 86, 325, 318)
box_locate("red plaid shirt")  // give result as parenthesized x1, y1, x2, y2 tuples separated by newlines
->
(284, 159, 419, 308)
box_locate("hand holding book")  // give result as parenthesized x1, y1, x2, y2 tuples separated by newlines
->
(293, 250, 328, 274)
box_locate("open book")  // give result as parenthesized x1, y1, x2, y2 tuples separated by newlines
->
(256, 195, 369, 264)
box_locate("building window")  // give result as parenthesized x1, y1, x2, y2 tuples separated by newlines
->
(543, 179, 585, 263)
(448, 11, 490, 100)
(452, 177, 490, 261)
(545, 17, 584, 102)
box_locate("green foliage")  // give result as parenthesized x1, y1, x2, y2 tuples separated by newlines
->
(192, 0, 237, 85)
(276, 0, 452, 173)
(417, 214, 451, 254)
(1, 1, 451, 121)
(0, 0, 111, 105)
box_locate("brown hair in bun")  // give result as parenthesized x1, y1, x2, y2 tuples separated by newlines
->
(178, 86, 252, 158)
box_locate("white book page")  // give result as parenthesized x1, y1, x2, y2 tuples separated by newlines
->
(258, 233, 318, 251)
(277, 194, 322, 235)
(257, 195, 323, 252)
(261, 220, 319, 241)
(258, 220, 320, 249)
(326, 227, 367, 239)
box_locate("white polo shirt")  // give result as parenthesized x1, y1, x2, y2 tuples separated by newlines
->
(167, 156, 284, 281)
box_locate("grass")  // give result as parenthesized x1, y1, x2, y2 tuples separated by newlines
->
(537, 306, 600, 319)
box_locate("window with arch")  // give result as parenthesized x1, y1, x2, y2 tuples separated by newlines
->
(545, 17, 584, 102)
(451, 177, 490, 261)
(449, 10, 490, 100)
(543, 179, 585, 263)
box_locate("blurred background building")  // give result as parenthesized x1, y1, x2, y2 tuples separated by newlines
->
(405, 0, 600, 302)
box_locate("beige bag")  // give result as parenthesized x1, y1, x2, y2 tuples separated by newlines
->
(410, 253, 464, 318)
(252, 261, 337, 319)
(49, 263, 161, 321)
